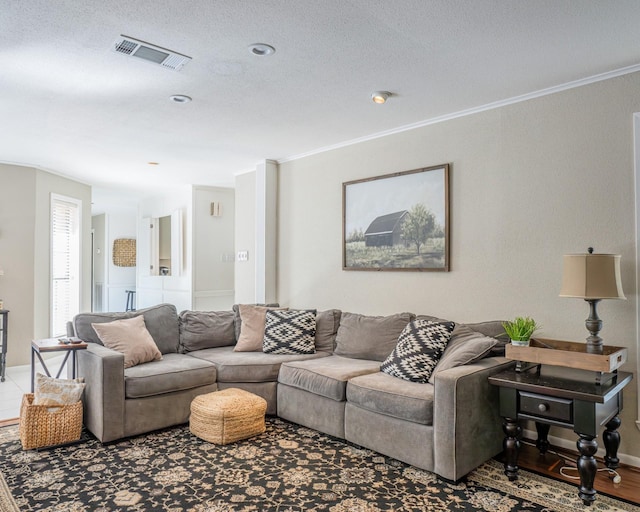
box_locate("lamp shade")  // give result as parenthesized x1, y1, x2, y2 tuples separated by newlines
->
(559, 253, 625, 300)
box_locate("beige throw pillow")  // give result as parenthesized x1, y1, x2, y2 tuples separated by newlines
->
(234, 304, 287, 352)
(92, 315, 162, 368)
(33, 373, 85, 406)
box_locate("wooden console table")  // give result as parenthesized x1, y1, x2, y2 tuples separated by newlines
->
(0, 310, 8, 382)
(489, 365, 632, 506)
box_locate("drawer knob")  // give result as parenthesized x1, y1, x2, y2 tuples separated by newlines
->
(538, 403, 549, 413)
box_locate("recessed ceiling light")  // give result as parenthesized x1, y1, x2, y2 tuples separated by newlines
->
(248, 43, 276, 56)
(169, 94, 192, 103)
(371, 91, 391, 104)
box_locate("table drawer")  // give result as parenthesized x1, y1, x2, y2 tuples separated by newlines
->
(519, 391, 572, 422)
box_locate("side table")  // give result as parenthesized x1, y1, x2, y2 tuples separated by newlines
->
(31, 338, 89, 392)
(0, 310, 8, 382)
(489, 365, 632, 506)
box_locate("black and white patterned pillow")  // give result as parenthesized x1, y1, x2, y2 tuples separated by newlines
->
(263, 310, 317, 354)
(380, 319, 455, 383)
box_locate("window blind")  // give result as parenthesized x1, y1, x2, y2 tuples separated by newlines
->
(51, 196, 80, 337)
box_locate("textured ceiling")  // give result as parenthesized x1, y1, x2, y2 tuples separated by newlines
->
(2, 0, 640, 210)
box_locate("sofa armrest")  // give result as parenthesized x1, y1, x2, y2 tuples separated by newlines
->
(77, 343, 126, 442)
(433, 357, 513, 481)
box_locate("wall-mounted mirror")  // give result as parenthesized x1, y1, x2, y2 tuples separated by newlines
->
(145, 210, 182, 277)
(158, 215, 171, 275)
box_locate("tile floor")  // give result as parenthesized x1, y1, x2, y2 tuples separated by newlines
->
(0, 355, 67, 421)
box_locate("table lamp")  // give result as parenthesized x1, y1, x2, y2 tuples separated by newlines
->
(559, 248, 625, 352)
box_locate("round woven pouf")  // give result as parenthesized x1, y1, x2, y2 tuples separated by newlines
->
(190, 388, 267, 445)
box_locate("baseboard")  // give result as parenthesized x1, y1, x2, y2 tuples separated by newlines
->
(522, 428, 640, 469)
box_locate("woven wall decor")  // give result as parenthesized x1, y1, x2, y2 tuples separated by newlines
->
(113, 238, 136, 267)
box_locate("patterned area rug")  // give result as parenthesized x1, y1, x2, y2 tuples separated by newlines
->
(0, 418, 637, 512)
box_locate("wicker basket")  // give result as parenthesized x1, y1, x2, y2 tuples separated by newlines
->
(190, 388, 267, 445)
(19, 394, 83, 450)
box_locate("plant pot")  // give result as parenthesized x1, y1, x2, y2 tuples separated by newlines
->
(510, 338, 530, 347)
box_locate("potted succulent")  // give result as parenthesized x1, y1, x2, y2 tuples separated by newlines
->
(502, 317, 540, 346)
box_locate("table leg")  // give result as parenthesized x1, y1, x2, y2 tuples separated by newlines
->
(502, 417, 521, 481)
(0, 352, 6, 383)
(55, 351, 72, 379)
(576, 434, 598, 506)
(31, 347, 35, 392)
(535, 422, 550, 454)
(603, 416, 621, 469)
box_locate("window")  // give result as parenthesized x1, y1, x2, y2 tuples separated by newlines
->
(51, 194, 81, 337)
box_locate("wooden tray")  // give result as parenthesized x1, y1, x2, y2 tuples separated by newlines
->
(505, 338, 627, 373)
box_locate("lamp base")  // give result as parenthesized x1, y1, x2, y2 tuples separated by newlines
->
(585, 299, 604, 354)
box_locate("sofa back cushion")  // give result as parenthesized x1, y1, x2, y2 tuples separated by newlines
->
(334, 312, 414, 361)
(179, 310, 236, 352)
(72, 303, 179, 355)
(315, 309, 342, 353)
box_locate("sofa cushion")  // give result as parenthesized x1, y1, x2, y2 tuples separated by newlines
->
(189, 346, 329, 383)
(179, 310, 236, 352)
(334, 312, 414, 361)
(235, 304, 287, 352)
(124, 353, 217, 399)
(263, 309, 316, 354)
(278, 356, 381, 401)
(315, 309, 341, 353)
(346, 372, 435, 425)
(380, 319, 455, 383)
(428, 324, 499, 383)
(92, 315, 163, 369)
(73, 303, 179, 355)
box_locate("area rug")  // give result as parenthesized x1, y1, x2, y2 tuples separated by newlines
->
(0, 418, 637, 512)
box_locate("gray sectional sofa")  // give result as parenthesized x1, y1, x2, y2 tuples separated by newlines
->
(69, 303, 513, 481)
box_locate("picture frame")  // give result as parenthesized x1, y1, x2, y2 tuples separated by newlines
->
(342, 164, 450, 271)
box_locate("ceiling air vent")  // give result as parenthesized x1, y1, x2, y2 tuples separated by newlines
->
(112, 36, 191, 71)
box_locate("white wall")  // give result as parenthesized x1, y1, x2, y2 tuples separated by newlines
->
(269, 73, 640, 459)
(105, 213, 137, 312)
(234, 172, 257, 303)
(192, 186, 235, 311)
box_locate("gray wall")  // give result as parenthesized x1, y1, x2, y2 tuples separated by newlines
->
(0, 164, 91, 365)
(274, 72, 640, 458)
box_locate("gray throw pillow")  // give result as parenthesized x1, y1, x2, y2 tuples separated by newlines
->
(428, 324, 499, 383)
(381, 319, 455, 383)
(334, 311, 414, 361)
(464, 320, 508, 356)
(179, 310, 236, 352)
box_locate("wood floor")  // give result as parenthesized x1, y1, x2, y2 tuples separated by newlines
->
(0, 417, 638, 504)
(509, 438, 640, 505)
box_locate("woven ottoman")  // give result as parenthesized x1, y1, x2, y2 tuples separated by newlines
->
(190, 388, 267, 445)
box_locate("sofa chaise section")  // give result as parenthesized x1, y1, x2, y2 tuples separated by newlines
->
(344, 357, 512, 481)
(277, 355, 381, 438)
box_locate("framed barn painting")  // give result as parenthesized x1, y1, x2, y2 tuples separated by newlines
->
(342, 164, 450, 271)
